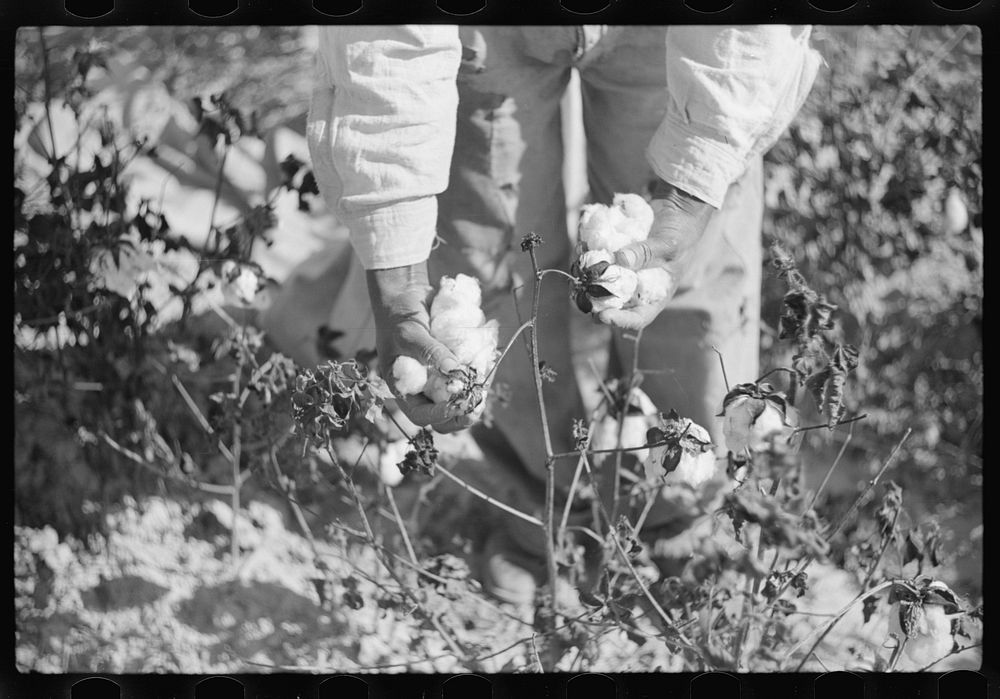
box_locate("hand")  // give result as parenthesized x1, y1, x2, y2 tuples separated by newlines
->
(597, 180, 714, 330)
(367, 262, 481, 433)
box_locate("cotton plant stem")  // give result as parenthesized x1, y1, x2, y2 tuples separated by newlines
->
(100, 432, 238, 496)
(860, 507, 901, 592)
(579, 452, 705, 661)
(823, 428, 911, 542)
(527, 247, 561, 641)
(230, 336, 244, 566)
(611, 328, 644, 526)
(325, 445, 470, 666)
(785, 579, 895, 672)
(383, 412, 545, 528)
(914, 642, 983, 673)
(807, 421, 856, 511)
(760, 429, 912, 621)
(385, 484, 419, 567)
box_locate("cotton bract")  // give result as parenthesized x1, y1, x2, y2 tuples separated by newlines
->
(889, 601, 954, 668)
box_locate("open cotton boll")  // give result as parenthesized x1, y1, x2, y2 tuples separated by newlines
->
(578, 204, 634, 253)
(612, 193, 655, 236)
(588, 265, 639, 313)
(378, 440, 411, 487)
(423, 370, 465, 403)
(631, 268, 674, 307)
(391, 356, 428, 396)
(643, 415, 717, 488)
(578, 249, 615, 269)
(590, 387, 659, 462)
(430, 273, 482, 317)
(430, 306, 487, 347)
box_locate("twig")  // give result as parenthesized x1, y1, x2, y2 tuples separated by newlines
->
(99, 432, 235, 496)
(711, 346, 730, 393)
(807, 421, 856, 511)
(579, 452, 705, 660)
(526, 245, 560, 637)
(914, 642, 983, 672)
(230, 332, 245, 566)
(37, 29, 58, 164)
(383, 412, 544, 528)
(860, 507, 901, 592)
(435, 463, 543, 527)
(786, 579, 895, 671)
(789, 413, 868, 438)
(385, 485, 418, 566)
(324, 444, 470, 665)
(483, 319, 534, 385)
(823, 428, 911, 542)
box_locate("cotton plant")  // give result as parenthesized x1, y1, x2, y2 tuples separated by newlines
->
(571, 193, 674, 314)
(391, 274, 499, 420)
(886, 578, 965, 669)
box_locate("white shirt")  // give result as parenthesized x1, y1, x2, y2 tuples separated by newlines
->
(307, 25, 821, 270)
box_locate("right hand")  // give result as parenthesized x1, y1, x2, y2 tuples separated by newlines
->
(367, 262, 481, 434)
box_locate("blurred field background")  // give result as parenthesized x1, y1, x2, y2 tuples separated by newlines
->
(13, 25, 982, 673)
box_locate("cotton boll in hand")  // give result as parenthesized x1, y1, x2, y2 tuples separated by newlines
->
(612, 193, 654, 236)
(578, 204, 634, 253)
(430, 273, 483, 317)
(391, 356, 428, 396)
(587, 265, 639, 313)
(630, 268, 674, 307)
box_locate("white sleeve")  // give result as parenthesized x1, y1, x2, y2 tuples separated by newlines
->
(307, 26, 461, 269)
(647, 25, 822, 208)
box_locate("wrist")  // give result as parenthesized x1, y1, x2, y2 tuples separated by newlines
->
(651, 179, 712, 216)
(367, 261, 431, 312)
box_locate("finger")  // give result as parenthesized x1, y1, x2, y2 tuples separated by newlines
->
(422, 340, 462, 376)
(597, 306, 656, 331)
(614, 238, 678, 270)
(431, 413, 478, 435)
(396, 393, 458, 427)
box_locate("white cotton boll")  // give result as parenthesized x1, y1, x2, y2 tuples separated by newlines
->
(220, 261, 259, 306)
(944, 188, 969, 235)
(644, 418, 716, 487)
(579, 204, 633, 253)
(588, 265, 639, 313)
(614, 217, 649, 245)
(430, 273, 482, 317)
(391, 356, 428, 396)
(430, 307, 487, 349)
(378, 440, 410, 487)
(751, 402, 789, 448)
(613, 193, 654, 237)
(424, 370, 463, 404)
(632, 268, 674, 307)
(721, 396, 789, 453)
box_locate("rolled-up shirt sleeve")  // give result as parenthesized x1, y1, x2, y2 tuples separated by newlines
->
(307, 26, 461, 269)
(647, 26, 822, 209)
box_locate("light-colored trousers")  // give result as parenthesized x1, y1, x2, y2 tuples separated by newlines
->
(425, 27, 764, 557)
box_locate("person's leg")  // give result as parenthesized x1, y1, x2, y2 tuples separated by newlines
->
(579, 27, 764, 541)
(428, 28, 590, 586)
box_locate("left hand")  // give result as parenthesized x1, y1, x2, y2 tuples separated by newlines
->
(597, 180, 714, 330)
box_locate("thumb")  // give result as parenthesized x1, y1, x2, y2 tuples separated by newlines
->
(419, 335, 462, 375)
(614, 238, 677, 270)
